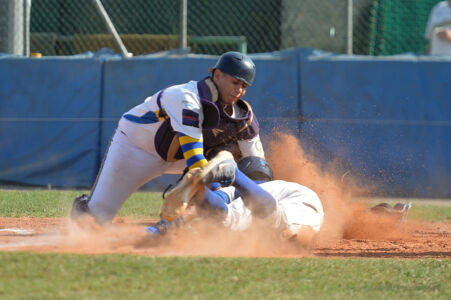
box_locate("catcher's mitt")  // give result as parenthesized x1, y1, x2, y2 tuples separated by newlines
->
(161, 168, 204, 221)
(161, 151, 237, 221)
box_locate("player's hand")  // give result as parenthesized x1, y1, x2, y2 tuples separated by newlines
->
(437, 28, 451, 41)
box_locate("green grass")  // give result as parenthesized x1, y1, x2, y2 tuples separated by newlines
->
(365, 200, 451, 222)
(0, 189, 450, 299)
(0, 189, 163, 218)
(407, 205, 451, 222)
(0, 252, 449, 300)
(1, 189, 450, 222)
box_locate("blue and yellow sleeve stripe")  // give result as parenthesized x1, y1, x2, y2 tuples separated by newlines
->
(178, 133, 208, 169)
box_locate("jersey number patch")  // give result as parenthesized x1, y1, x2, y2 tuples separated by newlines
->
(182, 109, 200, 128)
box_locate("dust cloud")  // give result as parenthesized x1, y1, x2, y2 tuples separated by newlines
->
(0, 132, 411, 256)
(266, 132, 409, 244)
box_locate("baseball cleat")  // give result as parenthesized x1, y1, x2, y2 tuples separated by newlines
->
(146, 220, 167, 235)
(146, 217, 184, 235)
(195, 150, 237, 186)
(71, 194, 91, 219)
(369, 202, 412, 223)
(146, 225, 164, 235)
(393, 202, 412, 223)
(370, 202, 392, 211)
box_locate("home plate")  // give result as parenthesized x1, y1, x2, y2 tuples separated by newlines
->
(0, 228, 61, 249)
(0, 240, 56, 249)
(0, 228, 35, 235)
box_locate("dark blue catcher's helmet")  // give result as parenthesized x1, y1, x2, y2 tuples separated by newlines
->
(209, 51, 256, 86)
(238, 156, 274, 182)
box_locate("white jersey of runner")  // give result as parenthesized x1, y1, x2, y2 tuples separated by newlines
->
(220, 180, 324, 234)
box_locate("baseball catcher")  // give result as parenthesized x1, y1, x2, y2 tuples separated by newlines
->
(71, 52, 265, 224)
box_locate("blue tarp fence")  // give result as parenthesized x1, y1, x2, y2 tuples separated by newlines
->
(1, 49, 450, 197)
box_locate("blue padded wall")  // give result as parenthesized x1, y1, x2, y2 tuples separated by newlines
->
(0, 56, 103, 187)
(0, 49, 450, 197)
(299, 53, 451, 197)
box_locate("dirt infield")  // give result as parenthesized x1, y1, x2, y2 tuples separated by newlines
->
(0, 216, 449, 259)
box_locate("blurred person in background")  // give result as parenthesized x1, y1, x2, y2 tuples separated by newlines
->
(425, 0, 451, 55)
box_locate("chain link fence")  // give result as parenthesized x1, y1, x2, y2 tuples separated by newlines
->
(0, 0, 444, 56)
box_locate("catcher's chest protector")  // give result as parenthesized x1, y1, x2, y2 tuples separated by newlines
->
(155, 77, 259, 162)
(202, 99, 259, 151)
